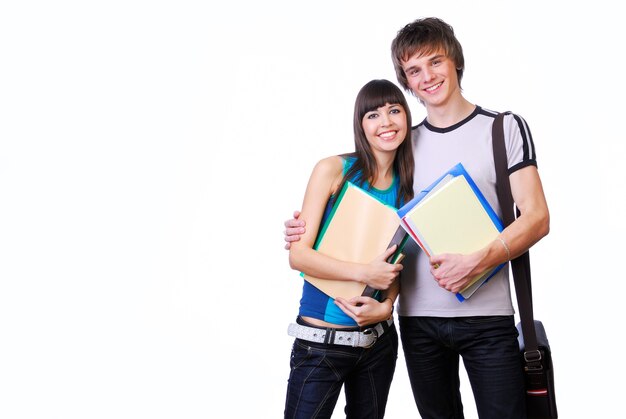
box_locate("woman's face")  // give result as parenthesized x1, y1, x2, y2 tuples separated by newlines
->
(361, 103, 408, 154)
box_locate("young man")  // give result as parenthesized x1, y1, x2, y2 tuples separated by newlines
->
(284, 17, 549, 419)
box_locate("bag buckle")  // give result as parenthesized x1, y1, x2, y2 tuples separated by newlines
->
(524, 349, 544, 372)
(524, 349, 542, 363)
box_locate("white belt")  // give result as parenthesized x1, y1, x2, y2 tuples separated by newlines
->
(287, 318, 393, 348)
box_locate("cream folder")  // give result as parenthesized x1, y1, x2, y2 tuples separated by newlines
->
(303, 182, 403, 300)
(404, 175, 500, 256)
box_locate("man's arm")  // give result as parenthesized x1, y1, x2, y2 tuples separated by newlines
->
(497, 165, 550, 257)
(430, 165, 549, 293)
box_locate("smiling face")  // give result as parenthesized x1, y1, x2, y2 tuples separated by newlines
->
(361, 103, 408, 154)
(401, 49, 462, 110)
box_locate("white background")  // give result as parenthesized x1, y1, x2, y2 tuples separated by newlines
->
(1, 1, 624, 418)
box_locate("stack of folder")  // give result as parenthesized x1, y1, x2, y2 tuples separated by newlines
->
(303, 181, 408, 300)
(397, 163, 505, 301)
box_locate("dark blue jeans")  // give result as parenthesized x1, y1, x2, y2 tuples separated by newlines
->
(399, 315, 525, 419)
(284, 322, 398, 419)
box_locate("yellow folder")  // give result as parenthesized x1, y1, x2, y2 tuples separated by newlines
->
(398, 163, 504, 301)
(303, 182, 406, 300)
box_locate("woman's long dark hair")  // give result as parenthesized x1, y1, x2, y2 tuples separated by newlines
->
(337, 79, 414, 207)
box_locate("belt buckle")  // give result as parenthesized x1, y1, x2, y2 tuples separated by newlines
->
(362, 327, 379, 348)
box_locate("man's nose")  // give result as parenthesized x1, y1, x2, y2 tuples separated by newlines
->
(422, 67, 434, 81)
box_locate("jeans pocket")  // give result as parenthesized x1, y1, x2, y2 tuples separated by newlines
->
(290, 340, 314, 369)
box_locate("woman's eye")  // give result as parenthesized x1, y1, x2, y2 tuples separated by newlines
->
(367, 113, 379, 119)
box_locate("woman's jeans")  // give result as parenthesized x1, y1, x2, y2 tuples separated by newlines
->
(399, 315, 526, 419)
(284, 323, 398, 419)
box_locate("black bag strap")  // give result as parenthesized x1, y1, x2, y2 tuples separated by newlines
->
(491, 112, 541, 361)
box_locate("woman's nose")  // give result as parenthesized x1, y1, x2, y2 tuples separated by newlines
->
(380, 113, 391, 126)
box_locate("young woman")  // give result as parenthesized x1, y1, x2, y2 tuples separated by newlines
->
(284, 79, 414, 419)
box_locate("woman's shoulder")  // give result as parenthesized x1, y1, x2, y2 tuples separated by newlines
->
(308, 155, 348, 195)
(312, 155, 345, 176)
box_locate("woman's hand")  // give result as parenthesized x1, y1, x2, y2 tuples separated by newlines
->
(334, 296, 393, 327)
(360, 246, 403, 290)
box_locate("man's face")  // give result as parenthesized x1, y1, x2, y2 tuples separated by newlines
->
(401, 49, 460, 109)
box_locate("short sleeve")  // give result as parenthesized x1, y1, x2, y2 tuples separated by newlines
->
(503, 113, 538, 174)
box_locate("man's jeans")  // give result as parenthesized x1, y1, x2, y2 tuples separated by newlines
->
(284, 323, 398, 419)
(399, 315, 526, 419)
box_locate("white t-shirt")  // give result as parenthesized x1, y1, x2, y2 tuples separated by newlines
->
(397, 106, 537, 317)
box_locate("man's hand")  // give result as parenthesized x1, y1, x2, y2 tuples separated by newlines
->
(429, 253, 479, 293)
(284, 210, 306, 250)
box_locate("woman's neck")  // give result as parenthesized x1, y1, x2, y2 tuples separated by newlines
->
(371, 152, 396, 189)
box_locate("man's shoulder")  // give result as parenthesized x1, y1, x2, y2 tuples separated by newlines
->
(478, 107, 528, 124)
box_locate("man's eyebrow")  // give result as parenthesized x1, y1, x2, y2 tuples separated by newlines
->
(403, 53, 446, 70)
(428, 54, 446, 61)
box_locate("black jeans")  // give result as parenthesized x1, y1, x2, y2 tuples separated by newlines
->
(399, 315, 525, 419)
(284, 322, 398, 419)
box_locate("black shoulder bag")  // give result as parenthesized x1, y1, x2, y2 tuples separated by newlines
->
(492, 112, 558, 419)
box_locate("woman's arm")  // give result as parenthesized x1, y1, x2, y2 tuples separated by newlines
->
(289, 156, 402, 290)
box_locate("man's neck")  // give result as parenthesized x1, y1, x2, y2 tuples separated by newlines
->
(425, 96, 475, 128)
